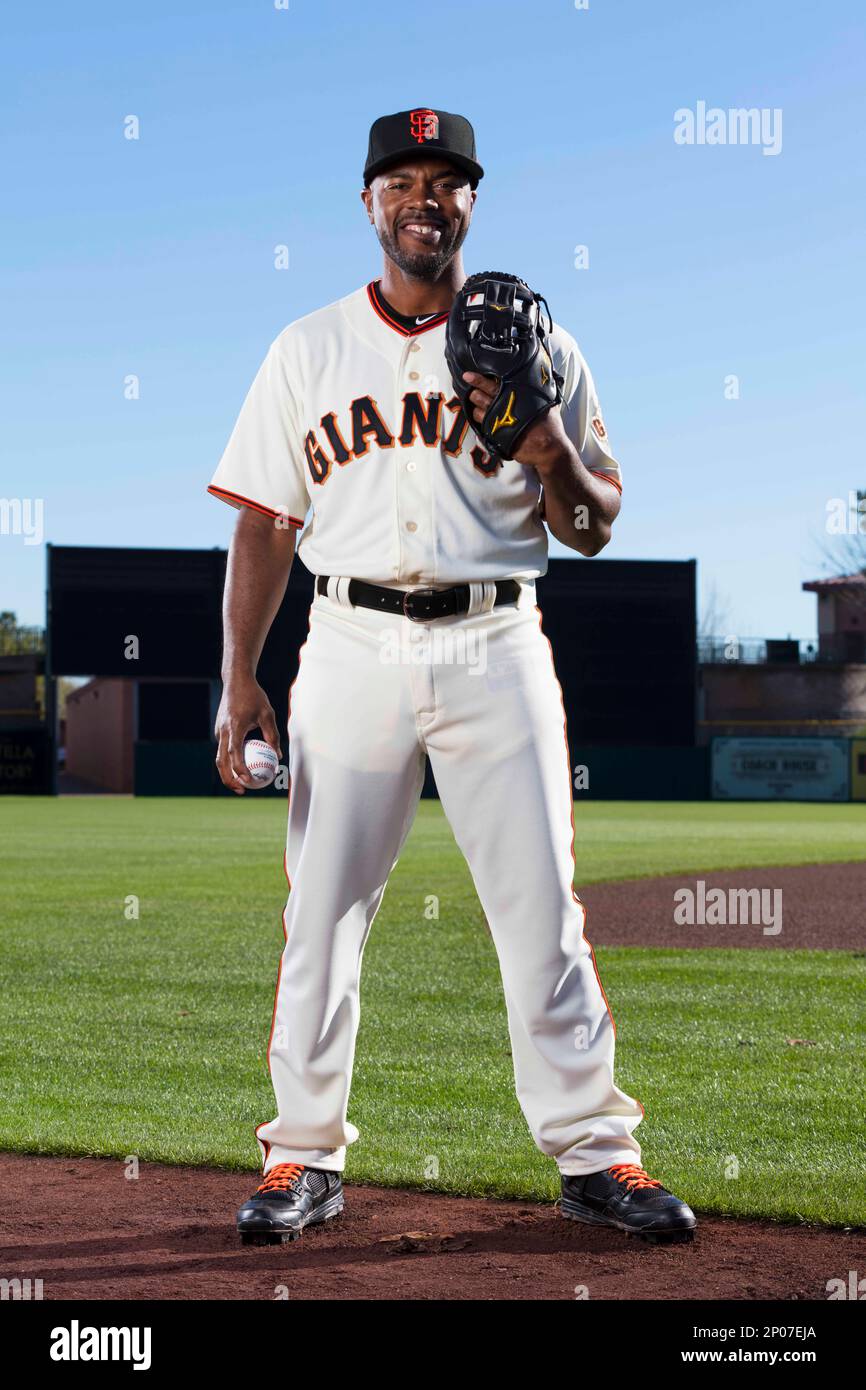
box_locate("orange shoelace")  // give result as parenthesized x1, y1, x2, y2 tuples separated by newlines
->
(608, 1163, 663, 1192)
(256, 1162, 305, 1195)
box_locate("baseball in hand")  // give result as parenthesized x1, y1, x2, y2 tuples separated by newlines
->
(243, 738, 279, 788)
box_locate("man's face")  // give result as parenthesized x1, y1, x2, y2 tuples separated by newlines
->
(362, 158, 475, 280)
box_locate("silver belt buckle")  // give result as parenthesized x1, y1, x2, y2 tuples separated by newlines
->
(403, 587, 439, 622)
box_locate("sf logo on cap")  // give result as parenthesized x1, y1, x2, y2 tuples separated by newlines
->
(409, 109, 439, 143)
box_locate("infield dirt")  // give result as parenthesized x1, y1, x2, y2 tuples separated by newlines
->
(578, 862, 866, 950)
(1, 1153, 862, 1301)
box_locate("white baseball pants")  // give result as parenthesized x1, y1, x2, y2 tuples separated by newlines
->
(255, 579, 644, 1176)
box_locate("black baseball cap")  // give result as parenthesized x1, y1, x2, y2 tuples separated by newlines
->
(364, 108, 484, 188)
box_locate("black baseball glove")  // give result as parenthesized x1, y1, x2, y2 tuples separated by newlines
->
(444, 271, 564, 461)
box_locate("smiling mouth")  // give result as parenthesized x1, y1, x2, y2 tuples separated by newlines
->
(399, 221, 444, 244)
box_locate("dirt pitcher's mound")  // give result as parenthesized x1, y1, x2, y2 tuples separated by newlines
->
(0, 1154, 862, 1301)
(579, 861, 866, 950)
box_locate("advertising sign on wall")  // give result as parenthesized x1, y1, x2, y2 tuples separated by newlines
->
(712, 737, 850, 801)
(0, 728, 53, 795)
(851, 738, 866, 803)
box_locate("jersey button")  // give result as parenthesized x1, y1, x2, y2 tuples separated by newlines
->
(406, 521, 418, 533)
(406, 461, 417, 472)
(409, 342, 421, 353)
(408, 370, 420, 380)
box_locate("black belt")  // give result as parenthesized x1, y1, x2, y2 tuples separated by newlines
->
(316, 576, 520, 622)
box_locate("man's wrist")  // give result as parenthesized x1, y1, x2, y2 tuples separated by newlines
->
(221, 661, 258, 686)
(528, 438, 579, 480)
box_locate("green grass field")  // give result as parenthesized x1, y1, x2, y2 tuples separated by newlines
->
(1, 798, 864, 1225)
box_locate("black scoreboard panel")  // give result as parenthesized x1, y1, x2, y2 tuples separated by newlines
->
(48, 546, 227, 678)
(536, 559, 696, 747)
(49, 548, 696, 752)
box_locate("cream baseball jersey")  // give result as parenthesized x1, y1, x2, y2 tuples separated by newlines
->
(208, 281, 622, 585)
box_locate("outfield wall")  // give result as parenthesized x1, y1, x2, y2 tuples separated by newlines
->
(130, 737, 866, 802)
(569, 746, 709, 801)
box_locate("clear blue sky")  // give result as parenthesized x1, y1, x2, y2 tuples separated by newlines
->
(3, 0, 864, 638)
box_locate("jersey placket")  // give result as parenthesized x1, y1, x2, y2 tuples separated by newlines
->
(393, 334, 436, 585)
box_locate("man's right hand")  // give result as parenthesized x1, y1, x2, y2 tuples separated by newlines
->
(215, 675, 282, 794)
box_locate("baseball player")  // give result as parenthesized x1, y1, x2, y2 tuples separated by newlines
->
(211, 108, 696, 1247)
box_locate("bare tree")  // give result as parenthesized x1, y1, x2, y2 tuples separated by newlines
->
(698, 576, 732, 639)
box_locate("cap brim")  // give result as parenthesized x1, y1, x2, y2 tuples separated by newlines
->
(364, 148, 483, 187)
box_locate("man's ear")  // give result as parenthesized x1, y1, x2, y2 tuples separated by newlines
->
(360, 186, 374, 223)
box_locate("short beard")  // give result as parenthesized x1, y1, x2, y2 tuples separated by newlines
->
(376, 220, 468, 282)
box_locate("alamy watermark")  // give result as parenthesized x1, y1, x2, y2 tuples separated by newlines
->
(379, 626, 487, 674)
(825, 490, 866, 535)
(674, 880, 782, 936)
(0, 498, 44, 545)
(674, 101, 782, 157)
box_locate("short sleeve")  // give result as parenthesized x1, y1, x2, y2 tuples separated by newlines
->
(208, 338, 309, 526)
(557, 339, 623, 495)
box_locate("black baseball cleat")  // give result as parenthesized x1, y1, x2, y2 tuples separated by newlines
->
(560, 1163, 697, 1244)
(236, 1163, 344, 1245)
